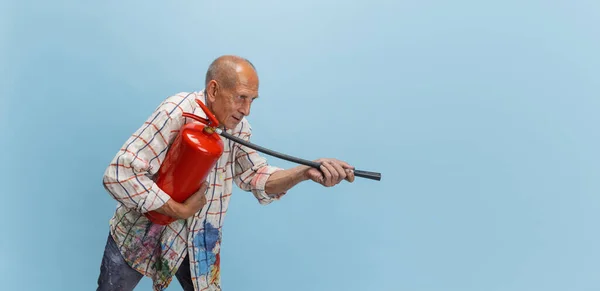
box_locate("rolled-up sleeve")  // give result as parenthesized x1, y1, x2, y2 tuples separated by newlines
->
(233, 127, 285, 205)
(102, 97, 185, 213)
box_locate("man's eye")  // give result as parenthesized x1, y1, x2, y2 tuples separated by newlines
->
(237, 95, 256, 102)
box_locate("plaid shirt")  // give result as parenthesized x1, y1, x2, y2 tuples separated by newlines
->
(102, 91, 285, 291)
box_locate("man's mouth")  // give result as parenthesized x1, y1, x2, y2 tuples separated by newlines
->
(232, 116, 241, 122)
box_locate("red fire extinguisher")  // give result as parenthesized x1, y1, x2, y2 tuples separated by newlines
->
(144, 98, 224, 225)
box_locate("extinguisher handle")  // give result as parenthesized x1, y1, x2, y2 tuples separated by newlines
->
(181, 99, 220, 127)
(194, 99, 220, 127)
(182, 112, 211, 125)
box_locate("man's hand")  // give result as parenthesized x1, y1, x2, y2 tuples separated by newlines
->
(305, 158, 355, 187)
(154, 182, 208, 220)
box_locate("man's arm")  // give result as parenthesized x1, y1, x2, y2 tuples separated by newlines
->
(233, 124, 355, 202)
(264, 159, 356, 194)
(153, 182, 208, 219)
(102, 94, 206, 218)
(263, 165, 310, 194)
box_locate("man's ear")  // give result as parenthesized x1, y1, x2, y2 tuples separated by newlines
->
(206, 80, 218, 102)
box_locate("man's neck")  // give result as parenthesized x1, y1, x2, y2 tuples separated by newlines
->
(201, 89, 226, 130)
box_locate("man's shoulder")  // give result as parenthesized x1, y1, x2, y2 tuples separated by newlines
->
(163, 91, 201, 106)
(156, 91, 202, 117)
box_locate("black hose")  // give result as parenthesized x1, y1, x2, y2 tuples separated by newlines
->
(219, 130, 381, 181)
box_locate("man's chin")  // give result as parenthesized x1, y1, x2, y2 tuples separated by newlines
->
(226, 121, 240, 129)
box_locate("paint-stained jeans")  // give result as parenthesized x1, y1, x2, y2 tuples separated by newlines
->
(97, 233, 194, 291)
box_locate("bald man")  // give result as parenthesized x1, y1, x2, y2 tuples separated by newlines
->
(97, 55, 355, 291)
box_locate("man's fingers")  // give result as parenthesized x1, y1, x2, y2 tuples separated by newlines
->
(199, 182, 208, 202)
(323, 162, 339, 185)
(193, 182, 208, 197)
(334, 159, 354, 170)
(325, 162, 341, 186)
(329, 161, 347, 182)
(345, 168, 355, 183)
(307, 168, 323, 183)
(313, 158, 356, 186)
(319, 164, 333, 186)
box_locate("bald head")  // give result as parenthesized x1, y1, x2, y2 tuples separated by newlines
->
(205, 55, 257, 90)
(204, 55, 260, 129)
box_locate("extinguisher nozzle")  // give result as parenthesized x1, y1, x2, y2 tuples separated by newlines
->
(353, 170, 381, 181)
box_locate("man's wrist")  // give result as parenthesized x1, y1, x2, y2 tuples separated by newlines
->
(264, 166, 309, 195)
(298, 165, 312, 182)
(286, 165, 310, 186)
(155, 199, 183, 219)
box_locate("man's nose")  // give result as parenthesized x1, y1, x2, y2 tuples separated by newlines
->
(239, 102, 251, 116)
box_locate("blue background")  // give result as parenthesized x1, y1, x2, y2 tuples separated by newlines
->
(2, 1, 599, 290)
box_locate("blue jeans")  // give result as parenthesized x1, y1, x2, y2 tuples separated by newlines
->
(97, 233, 194, 291)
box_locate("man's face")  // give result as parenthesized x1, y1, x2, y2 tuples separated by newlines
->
(207, 65, 259, 130)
